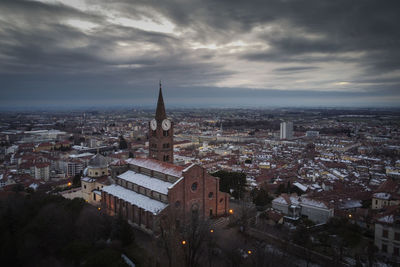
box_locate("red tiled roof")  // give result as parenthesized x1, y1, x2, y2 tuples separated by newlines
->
(35, 162, 50, 168)
(376, 178, 399, 194)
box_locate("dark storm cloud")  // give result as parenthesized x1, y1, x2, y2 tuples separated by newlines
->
(0, 0, 399, 108)
(96, 0, 400, 81)
(0, 0, 232, 84)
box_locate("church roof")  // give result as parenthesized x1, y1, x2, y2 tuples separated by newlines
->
(126, 158, 183, 178)
(118, 170, 173, 195)
(155, 82, 167, 121)
(88, 153, 108, 168)
(103, 184, 167, 215)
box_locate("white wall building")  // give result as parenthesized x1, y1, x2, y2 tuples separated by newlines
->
(374, 211, 400, 261)
(272, 193, 334, 224)
(280, 121, 293, 140)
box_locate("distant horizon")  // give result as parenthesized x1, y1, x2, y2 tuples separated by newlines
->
(1, 103, 400, 113)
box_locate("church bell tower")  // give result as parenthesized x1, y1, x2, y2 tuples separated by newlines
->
(149, 82, 173, 163)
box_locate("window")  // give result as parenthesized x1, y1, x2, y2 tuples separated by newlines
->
(375, 199, 378, 205)
(394, 247, 399, 256)
(84, 185, 86, 189)
(163, 130, 169, 136)
(395, 232, 400, 241)
(152, 130, 156, 136)
(383, 229, 388, 238)
(382, 244, 387, 253)
(191, 182, 198, 192)
(163, 143, 170, 149)
(163, 155, 169, 162)
(208, 192, 214, 199)
(175, 201, 181, 208)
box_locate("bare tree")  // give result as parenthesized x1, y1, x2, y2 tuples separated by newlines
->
(157, 211, 184, 267)
(181, 214, 212, 267)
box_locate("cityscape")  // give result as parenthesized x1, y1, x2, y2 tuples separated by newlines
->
(1, 0, 400, 267)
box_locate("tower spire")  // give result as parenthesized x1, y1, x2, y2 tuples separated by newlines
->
(155, 81, 166, 121)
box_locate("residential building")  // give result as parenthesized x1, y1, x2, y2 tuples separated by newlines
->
(374, 207, 400, 262)
(272, 193, 334, 224)
(34, 162, 50, 181)
(280, 121, 293, 140)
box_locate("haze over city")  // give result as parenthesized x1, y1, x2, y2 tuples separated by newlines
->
(1, 0, 399, 109)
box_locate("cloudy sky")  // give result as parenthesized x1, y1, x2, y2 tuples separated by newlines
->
(0, 0, 399, 109)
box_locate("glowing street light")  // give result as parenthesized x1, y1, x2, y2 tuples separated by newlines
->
(348, 214, 352, 218)
(247, 250, 252, 255)
(210, 229, 214, 233)
(181, 240, 186, 245)
(229, 209, 234, 215)
(67, 182, 72, 186)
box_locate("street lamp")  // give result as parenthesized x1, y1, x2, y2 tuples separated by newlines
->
(229, 209, 234, 215)
(210, 229, 214, 233)
(182, 240, 186, 245)
(247, 250, 252, 255)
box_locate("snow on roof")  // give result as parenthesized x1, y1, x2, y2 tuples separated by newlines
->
(126, 158, 183, 177)
(378, 215, 394, 224)
(118, 170, 172, 195)
(338, 200, 362, 210)
(273, 195, 329, 209)
(183, 163, 195, 173)
(69, 152, 94, 158)
(102, 184, 167, 215)
(373, 192, 391, 200)
(293, 182, 308, 192)
(312, 183, 321, 189)
(29, 183, 39, 190)
(272, 196, 288, 205)
(81, 177, 95, 182)
(300, 197, 329, 209)
(168, 176, 184, 189)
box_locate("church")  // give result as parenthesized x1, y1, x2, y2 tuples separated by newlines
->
(101, 84, 230, 233)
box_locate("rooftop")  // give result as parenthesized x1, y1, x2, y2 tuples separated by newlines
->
(103, 184, 167, 215)
(118, 170, 173, 195)
(126, 158, 183, 178)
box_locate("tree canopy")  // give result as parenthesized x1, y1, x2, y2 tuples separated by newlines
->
(0, 192, 135, 266)
(211, 170, 247, 199)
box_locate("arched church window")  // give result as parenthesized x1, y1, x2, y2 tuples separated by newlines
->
(191, 182, 198, 192)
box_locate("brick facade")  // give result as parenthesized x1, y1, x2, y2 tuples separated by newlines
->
(101, 85, 229, 234)
(148, 120, 173, 163)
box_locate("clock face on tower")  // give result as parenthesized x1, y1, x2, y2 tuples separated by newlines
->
(162, 119, 171, 131)
(150, 119, 157, 130)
